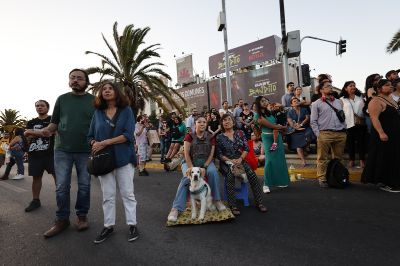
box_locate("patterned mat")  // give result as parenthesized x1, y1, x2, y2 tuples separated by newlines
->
(166, 203, 235, 226)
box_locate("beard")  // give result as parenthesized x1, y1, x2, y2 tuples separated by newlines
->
(70, 84, 86, 93)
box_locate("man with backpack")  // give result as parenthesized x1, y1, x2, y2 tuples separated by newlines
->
(23, 100, 55, 212)
(310, 81, 347, 188)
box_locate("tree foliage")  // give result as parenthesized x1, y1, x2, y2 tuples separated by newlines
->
(386, 29, 400, 54)
(0, 109, 27, 132)
(85, 22, 186, 114)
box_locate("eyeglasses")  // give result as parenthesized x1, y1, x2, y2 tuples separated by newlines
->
(69, 76, 86, 81)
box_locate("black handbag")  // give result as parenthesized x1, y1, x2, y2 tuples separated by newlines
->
(87, 110, 120, 176)
(325, 100, 346, 123)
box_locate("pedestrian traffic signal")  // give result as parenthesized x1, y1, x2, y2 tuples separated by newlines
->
(338, 39, 347, 55)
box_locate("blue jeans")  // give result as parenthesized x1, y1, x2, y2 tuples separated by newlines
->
(172, 162, 222, 212)
(11, 150, 24, 175)
(160, 137, 168, 159)
(54, 150, 91, 221)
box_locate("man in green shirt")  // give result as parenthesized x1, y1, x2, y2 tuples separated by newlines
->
(42, 69, 95, 238)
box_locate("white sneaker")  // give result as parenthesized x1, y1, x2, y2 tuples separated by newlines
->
(215, 201, 226, 211)
(167, 208, 179, 222)
(11, 174, 24, 180)
(380, 186, 400, 193)
(263, 186, 270, 193)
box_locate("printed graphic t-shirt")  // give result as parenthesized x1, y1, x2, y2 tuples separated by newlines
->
(26, 116, 54, 157)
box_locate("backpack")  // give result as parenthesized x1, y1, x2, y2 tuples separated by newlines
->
(326, 159, 350, 188)
(189, 132, 212, 167)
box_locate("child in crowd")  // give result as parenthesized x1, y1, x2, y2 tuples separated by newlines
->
(268, 103, 287, 151)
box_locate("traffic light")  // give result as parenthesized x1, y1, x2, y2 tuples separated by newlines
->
(338, 39, 347, 55)
(297, 64, 311, 86)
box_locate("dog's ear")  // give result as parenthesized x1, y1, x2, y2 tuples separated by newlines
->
(200, 168, 206, 177)
(185, 167, 192, 177)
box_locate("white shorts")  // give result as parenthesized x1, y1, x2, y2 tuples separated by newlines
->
(138, 143, 148, 162)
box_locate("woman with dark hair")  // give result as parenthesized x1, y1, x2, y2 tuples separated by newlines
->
(340, 81, 367, 168)
(7, 127, 27, 180)
(164, 116, 186, 162)
(87, 81, 139, 243)
(207, 111, 221, 137)
(286, 97, 313, 167)
(254, 96, 289, 193)
(167, 115, 226, 222)
(362, 79, 400, 192)
(216, 113, 267, 215)
(363, 73, 382, 133)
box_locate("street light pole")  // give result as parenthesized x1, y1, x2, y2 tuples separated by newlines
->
(221, 0, 232, 106)
(279, 0, 289, 86)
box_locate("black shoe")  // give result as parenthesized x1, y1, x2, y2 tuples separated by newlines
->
(25, 199, 41, 212)
(128, 225, 139, 242)
(94, 227, 114, 244)
(164, 158, 171, 163)
(319, 181, 329, 188)
(160, 158, 165, 163)
(139, 170, 149, 176)
(143, 169, 149, 175)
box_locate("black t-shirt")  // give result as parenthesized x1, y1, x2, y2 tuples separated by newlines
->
(208, 120, 220, 132)
(26, 116, 54, 157)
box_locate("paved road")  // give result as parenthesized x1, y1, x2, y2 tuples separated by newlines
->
(1, 165, 399, 266)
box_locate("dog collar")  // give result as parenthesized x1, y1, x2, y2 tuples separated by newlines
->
(190, 184, 208, 195)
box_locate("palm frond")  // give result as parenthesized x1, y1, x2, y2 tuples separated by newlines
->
(386, 29, 400, 54)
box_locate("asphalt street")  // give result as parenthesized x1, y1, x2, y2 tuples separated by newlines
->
(0, 164, 399, 266)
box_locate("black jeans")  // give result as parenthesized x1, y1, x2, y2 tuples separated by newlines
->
(346, 125, 367, 161)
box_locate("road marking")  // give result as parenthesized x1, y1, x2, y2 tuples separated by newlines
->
(0, 181, 27, 193)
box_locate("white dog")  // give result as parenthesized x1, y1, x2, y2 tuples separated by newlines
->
(225, 161, 248, 183)
(187, 167, 216, 220)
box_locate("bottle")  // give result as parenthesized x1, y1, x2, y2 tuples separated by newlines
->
(289, 165, 296, 182)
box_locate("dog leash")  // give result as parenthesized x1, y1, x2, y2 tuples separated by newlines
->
(190, 184, 208, 195)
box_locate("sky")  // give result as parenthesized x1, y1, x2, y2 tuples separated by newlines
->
(0, 0, 399, 119)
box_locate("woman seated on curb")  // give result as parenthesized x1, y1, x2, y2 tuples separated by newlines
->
(286, 97, 314, 167)
(251, 132, 265, 167)
(164, 116, 186, 163)
(167, 115, 226, 222)
(216, 113, 267, 216)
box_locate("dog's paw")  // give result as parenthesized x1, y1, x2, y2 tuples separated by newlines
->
(191, 214, 197, 220)
(198, 216, 205, 221)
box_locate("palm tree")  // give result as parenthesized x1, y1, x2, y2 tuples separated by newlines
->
(0, 109, 27, 133)
(386, 29, 400, 54)
(85, 22, 186, 114)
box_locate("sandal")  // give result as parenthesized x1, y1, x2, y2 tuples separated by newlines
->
(257, 204, 268, 213)
(230, 207, 240, 216)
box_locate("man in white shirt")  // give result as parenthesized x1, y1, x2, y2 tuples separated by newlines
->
(135, 115, 149, 176)
(185, 108, 197, 134)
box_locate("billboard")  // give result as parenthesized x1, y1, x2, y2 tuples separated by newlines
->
(208, 35, 281, 76)
(173, 63, 285, 111)
(167, 83, 209, 112)
(176, 54, 194, 85)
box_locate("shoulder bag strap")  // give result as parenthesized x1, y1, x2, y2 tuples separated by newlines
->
(325, 100, 339, 112)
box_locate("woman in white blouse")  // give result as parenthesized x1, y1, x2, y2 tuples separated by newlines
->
(340, 81, 367, 168)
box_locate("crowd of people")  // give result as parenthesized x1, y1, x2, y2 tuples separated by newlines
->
(0, 67, 400, 245)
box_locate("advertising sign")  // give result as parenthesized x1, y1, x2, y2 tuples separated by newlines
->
(208, 35, 281, 76)
(168, 83, 209, 112)
(176, 54, 194, 85)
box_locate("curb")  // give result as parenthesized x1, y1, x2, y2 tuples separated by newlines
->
(144, 162, 362, 183)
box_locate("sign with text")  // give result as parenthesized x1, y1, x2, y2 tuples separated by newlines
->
(208, 35, 281, 76)
(208, 63, 285, 108)
(176, 54, 194, 85)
